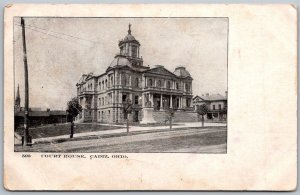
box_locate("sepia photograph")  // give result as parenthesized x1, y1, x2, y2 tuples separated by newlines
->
(13, 17, 228, 153)
(4, 4, 297, 191)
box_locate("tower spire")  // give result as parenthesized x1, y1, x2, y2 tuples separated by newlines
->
(128, 23, 131, 35)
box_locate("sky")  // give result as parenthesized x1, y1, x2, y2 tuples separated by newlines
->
(14, 17, 228, 110)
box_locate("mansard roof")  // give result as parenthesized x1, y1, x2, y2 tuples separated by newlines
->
(77, 73, 94, 85)
(173, 66, 192, 78)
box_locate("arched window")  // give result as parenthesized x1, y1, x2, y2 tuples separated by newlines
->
(157, 80, 161, 88)
(99, 82, 101, 90)
(149, 79, 153, 87)
(176, 82, 179, 90)
(105, 79, 107, 88)
(167, 81, 171, 89)
(102, 97, 104, 105)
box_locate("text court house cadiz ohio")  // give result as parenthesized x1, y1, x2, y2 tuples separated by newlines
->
(76, 24, 195, 124)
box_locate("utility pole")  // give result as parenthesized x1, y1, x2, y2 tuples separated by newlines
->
(21, 17, 31, 146)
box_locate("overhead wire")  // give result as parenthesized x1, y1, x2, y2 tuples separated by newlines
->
(14, 22, 96, 46)
(23, 22, 98, 44)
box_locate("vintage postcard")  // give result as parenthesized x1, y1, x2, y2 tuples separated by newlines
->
(4, 4, 297, 191)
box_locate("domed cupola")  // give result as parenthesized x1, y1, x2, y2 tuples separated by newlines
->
(119, 24, 140, 46)
(117, 24, 143, 67)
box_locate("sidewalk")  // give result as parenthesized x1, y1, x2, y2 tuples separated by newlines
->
(28, 122, 226, 144)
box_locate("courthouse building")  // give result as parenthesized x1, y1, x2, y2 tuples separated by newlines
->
(76, 25, 194, 124)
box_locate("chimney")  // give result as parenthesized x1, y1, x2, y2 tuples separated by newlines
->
(206, 93, 209, 97)
(225, 91, 228, 97)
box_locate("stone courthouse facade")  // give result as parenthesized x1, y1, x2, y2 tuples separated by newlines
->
(76, 25, 194, 124)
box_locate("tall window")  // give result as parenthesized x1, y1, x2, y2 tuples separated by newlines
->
(157, 80, 162, 88)
(120, 46, 124, 55)
(219, 104, 222, 110)
(213, 105, 215, 110)
(108, 93, 112, 104)
(167, 81, 171, 89)
(176, 82, 179, 90)
(135, 77, 139, 88)
(132, 45, 137, 58)
(149, 79, 153, 87)
(135, 95, 139, 105)
(185, 83, 190, 92)
(186, 99, 191, 107)
(122, 94, 127, 102)
(121, 73, 129, 86)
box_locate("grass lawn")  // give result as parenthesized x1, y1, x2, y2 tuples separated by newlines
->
(15, 123, 121, 139)
(15, 126, 227, 153)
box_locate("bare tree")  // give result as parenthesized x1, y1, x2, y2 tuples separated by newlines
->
(66, 97, 82, 138)
(197, 104, 208, 127)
